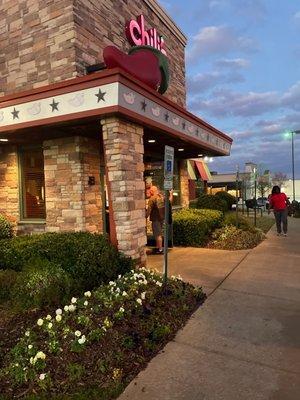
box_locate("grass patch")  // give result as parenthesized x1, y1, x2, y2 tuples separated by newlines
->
(236, 213, 275, 233)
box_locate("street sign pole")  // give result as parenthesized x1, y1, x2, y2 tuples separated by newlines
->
(163, 190, 169, 287)
(163, 146, 174, 288)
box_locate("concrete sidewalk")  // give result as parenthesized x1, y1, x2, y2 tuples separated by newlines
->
(119, 218, 300, 400)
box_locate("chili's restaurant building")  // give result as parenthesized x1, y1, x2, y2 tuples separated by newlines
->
(0, 0, 232, 264)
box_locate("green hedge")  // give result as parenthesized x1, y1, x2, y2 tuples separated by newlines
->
(195, 194, 228, 212)
(0, 232, 133, 292)
(12, 259, 72, 309)
(0, 214, 13, 239)
(211, 225, 264, 250)
(0, 269, 18, 303)
(223, 213, 252, 231)
(173, 208, 223, 246)
(215, 191, 236, 210)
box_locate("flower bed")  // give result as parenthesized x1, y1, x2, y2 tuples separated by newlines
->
(0, 268, 206, 399)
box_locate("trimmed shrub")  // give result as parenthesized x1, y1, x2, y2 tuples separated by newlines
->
(215, 191, 236, 210)
(223, 213, 252, 231)
(210, 225, 264, 250)
(0, 232, 133, 291)
(12, 259, 72, 309)
(0, 269, 18, 303)
(195, 194, 228, 213)
(0, 214, 13, 239)
(173, 208, 223, 246)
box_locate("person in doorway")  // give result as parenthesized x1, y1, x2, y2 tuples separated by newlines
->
(145, 177, 158, 199)
(146, 189, 174, 254)
(146, 188, 165, 254)
(268, 185, 290, 236)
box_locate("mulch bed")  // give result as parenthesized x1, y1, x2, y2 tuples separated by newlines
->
(0, 275, 206, 400)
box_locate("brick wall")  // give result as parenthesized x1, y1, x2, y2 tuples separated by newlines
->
(1, 0, 186, 106)
(73, 0, 186, 106)
(0, 0, 76, 96)
(43, 136, 102, 233)
(0, 145, 19, 221)
(101, 116, 147, 264)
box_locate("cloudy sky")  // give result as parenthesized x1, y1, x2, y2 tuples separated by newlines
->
(161, 0, 300, 177)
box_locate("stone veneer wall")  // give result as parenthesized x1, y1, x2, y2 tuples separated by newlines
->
(73, 0, 186, 107)
(101, 117, 146, 264)
(1, 1, 186, 107)
(179, 159, 190, 207)
(43, 136, 102, 233)
(0, 0, 76, 96)
(0, 145, 19, 221)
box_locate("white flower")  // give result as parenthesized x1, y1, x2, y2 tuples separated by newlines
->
(25, 331, 30, 337)
(116, 287, 120, 293)
(143, 280, 148, 285)
(156, 281, 163, 287)
(84, 291, 91, 297)
(64, 305, 69, 312)
(122, 291, 128, 296)
(84, 300, 88, 306)
(119, 306, 125, 313)
(136, 298, 142, 305)
(55, 315, 62, 322)
(71, 297, 77, 304)
(39, 373, 46, 381)
(68, 304, 76, 312)
(28, 344, 33, 350)
(78, 335, 86, 345)
(55, 308, 62, 315)
(74, 330, 81, 337)
(46, 315, 52, 321)
(37, 319, 43, 327)
(48, 323, 53, 329)
(141, 292, 146, 300)
(30, 357, 34, 365)
(35, 351, 46, 360)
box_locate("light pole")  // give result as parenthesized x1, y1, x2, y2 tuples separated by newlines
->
(253, 167, 257, 227)
(286, 130, 300, 202)
(235, 165, 239, 227)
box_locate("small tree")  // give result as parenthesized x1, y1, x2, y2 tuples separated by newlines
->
(272, 172, 288, 188)
(257, 174, 272, 198)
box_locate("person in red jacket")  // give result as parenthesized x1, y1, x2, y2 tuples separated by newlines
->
(268, 185, 290, 236)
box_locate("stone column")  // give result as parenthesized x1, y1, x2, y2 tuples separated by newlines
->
(179, 159, 190, 207)
(43, 136, 102, 233)
(101, 116, 146, 265)
(0, 145, 19, 223)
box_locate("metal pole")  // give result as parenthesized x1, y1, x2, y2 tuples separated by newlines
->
(292, 132, 295, 202)
(163, 190, 169, 287)
(235, 166, 239, 227)
(254, 178, 257, 227)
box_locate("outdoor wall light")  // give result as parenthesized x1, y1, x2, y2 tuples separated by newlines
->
(0, 138, 8, 142)
(198, 154, 203, 157)
(148, 139, 156, 143)
(178, 148, 184, 151)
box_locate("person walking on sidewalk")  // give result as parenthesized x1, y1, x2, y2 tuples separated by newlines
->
(268, 185, 290, 236)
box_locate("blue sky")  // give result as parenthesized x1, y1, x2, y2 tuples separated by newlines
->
(160, 0, 300, 177)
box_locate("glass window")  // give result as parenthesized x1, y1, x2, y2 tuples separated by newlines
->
(20, 148, 46, 219)
(144, 159, 181, 206)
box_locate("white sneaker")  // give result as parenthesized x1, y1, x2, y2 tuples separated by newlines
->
(283, 233, 287, 237)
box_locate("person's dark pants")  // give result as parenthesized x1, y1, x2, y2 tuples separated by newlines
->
(274, 209, 288, 234)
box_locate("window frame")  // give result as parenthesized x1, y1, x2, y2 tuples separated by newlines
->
(18, 145, 46, 223)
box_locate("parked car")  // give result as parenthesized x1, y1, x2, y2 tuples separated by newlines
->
(257, 197, 269, 209)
